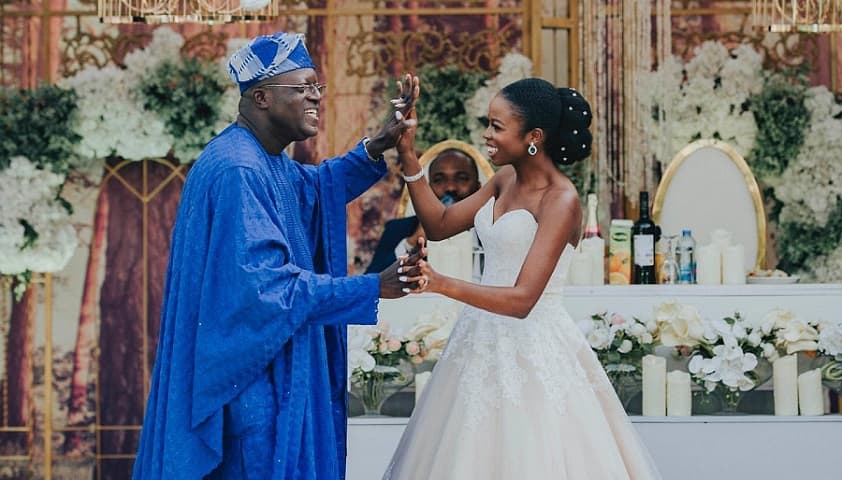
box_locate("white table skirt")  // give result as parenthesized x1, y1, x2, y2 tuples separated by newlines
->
(347, 415, 842, 479)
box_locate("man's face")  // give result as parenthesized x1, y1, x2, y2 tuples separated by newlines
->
(428, 151, 481, 204)
(256, 68, 322, 142)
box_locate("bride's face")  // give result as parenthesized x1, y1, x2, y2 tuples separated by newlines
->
(482, 95, 528, 167)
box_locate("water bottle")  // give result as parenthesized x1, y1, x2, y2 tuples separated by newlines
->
(677, 229, 696, 284)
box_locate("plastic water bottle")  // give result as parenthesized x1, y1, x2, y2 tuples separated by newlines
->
(677, 229, 696, 284)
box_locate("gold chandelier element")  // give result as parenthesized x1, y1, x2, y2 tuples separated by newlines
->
(753, 0, 842, 32)
(97, 0, 277, 23)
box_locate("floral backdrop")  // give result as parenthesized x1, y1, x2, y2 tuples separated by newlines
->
(640, 40, 842, 282)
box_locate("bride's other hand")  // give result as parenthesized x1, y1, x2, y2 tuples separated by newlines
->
(402, 239, 443, 295)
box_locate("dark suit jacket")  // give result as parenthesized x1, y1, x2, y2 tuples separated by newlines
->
(365, 216, 420, 274)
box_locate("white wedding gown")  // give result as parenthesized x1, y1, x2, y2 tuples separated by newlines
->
(383, 197, 661, 479)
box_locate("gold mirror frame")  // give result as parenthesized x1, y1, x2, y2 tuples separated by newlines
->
(397, 139, 495, 218)
(652, 139, 767, 270)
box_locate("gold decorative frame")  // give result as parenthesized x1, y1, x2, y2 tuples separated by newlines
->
(652, 139, 767, 270)
(397, 139, 494, 218)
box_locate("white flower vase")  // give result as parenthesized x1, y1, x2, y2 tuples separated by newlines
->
(351, 359, 414, 416)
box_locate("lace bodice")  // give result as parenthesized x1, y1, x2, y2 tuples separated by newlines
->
(475, 197, 573, 292)
(437, 197, 603, 429)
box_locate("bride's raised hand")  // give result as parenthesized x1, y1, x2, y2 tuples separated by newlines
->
(396, 106, 417, 157)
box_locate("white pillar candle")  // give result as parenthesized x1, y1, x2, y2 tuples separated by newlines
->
(642, 354, 666, 416)
(710, 228, 732, 251)
(666, 370, 692, 417)
(427, 231, 473, 282)
(721, 244, 746, 285)
(414, 371, 432, 406)
(568, 249, 593, 286)
(798, 368, 824, 416)
(773, 354, 799, 416)
(696, 244, 722, 285)
(581, 237, 606, 285)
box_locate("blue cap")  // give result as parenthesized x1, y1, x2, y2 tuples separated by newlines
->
(227, 32, 316, 93)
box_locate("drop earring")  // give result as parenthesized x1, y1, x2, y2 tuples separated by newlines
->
(528, 141, 537, 156)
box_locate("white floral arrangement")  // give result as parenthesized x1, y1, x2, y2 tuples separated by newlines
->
(577, 312, 656, 377)
(60, 64, 173, 162)
(650, 302, 784, 393)
(817, 320, 842, 359)
(686, 312, 769, 393)
(464, 52, 533, 152)
(0, 157, 77, 280)
(770, 86, 842, 282)
(652, 300, 706, 347)
(755, 308, 819, 356)
(639, 41, 764, 164)
(347, 310, 455, 388)
(57, 27, 243, 164)
(816, 320, 842, 384)
(774, 86, 842, 229)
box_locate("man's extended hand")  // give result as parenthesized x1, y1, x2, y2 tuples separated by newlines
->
(366, 73, 420, 157)
(378, 240, 427, 299)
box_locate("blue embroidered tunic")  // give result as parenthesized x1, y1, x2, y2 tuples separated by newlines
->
(133, 125, 386, 479)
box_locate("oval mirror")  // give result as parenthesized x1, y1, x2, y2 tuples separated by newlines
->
(652, 139, 766, 271)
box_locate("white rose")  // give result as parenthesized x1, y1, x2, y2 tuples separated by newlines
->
(656, 302, 706, 347)
(775, 317, 819, 354)
(618, 339, 633, 354)
(761, 342, 779, 361)
(586, 327, 612, 350)
(629, 323, 647, 338)
(747, 331, 763, 347)
(818, 321, 842, 356)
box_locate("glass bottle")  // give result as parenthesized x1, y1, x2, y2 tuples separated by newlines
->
(632, 191, 660, 284)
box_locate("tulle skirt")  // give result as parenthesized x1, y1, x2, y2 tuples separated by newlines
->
(383, 300, 661, 480)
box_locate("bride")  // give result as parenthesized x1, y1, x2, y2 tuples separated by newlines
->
(383, 76, 660, 479)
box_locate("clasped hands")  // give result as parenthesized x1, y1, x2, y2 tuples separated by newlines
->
(378, 238, 437, 299)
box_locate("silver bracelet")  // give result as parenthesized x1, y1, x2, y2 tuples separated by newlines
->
(402, 169, 425, 183)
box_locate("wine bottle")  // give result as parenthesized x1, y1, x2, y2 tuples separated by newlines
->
(632, 191, 659, 284)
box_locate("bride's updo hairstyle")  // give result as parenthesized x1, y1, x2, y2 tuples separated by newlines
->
(499, 78, 593, 166)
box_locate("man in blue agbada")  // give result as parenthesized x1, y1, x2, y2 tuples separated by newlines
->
(133, 32, 423, 479)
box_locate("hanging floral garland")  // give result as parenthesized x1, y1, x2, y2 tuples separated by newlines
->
(0, 27, 242, 289)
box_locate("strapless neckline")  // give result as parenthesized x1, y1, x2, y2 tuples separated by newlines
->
(484, 196, 536, 227)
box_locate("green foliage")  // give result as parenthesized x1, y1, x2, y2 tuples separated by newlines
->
(776, 198, 842, 273)
(0, 85, 80, 174)
(138, 57, 228, 161)
(414, 64, 488, 150)
(748, 71, 811, 181)
(19, 219, 38, 250)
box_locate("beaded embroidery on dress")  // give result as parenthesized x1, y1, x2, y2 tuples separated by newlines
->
(383, 197, 661, 480)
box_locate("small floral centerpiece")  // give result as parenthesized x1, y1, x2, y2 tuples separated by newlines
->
(682, 310, 776, 413)
(756, 308, 819, 357)
(816, 319, 842, 392)
(347, 309, 455, 416)
(348, 323, 420, 415)
(578, 312, 656, 408)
